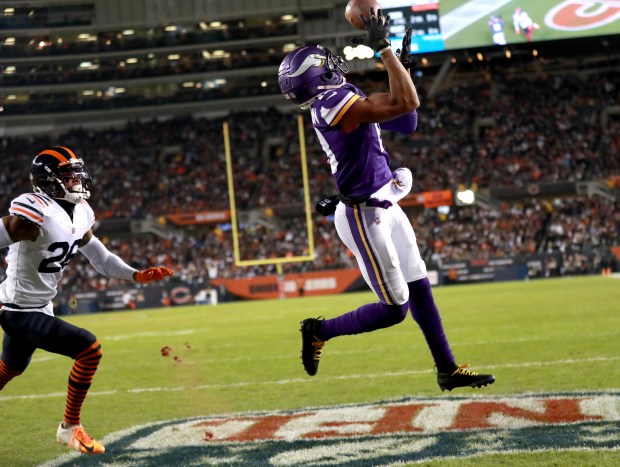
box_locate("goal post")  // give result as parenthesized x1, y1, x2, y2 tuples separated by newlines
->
(223, 114, 315, 267)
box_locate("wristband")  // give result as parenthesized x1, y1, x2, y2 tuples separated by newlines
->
(378, 45, 392, 55)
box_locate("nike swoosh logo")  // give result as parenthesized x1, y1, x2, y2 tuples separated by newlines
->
(78, 439, 95, 452)
(27, 197, 36, 204)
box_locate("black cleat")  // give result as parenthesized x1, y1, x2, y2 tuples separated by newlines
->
(300, 318, 325, 376)
(437, 364, 495, 391)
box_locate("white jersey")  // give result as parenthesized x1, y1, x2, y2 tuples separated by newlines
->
(0, 192, 95, 315)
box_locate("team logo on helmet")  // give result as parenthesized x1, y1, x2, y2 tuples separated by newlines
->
(278, 45, 349, 109)
(288, 54, 326, 78)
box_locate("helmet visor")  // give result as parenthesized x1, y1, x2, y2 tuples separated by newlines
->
(58, 159, 92, 196)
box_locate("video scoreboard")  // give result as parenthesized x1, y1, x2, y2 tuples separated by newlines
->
(383, 1, 443, 54)
(381, 0, 620, 55)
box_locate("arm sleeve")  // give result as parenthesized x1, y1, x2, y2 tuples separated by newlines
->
(380, 110, 418, 134)
(79, 235, 137, 281)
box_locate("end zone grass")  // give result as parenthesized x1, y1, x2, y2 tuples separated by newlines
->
(0, 276, 618, 465)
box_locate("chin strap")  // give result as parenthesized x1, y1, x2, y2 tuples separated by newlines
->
(61, 184, 90, 204)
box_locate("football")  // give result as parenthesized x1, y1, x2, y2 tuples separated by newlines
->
(345, 0, 381, 30)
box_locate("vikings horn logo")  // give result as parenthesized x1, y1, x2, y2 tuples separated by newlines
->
(289, 53, 326, 77)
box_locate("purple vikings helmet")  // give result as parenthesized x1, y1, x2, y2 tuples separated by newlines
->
(278, 45, 349, 109)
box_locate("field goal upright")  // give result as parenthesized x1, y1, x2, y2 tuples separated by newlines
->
(223, 113, 315, 271)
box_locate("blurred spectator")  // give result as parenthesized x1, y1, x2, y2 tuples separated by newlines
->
(0, 64, 618, 291)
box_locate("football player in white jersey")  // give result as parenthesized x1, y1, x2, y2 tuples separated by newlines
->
(279, 9, 495, 391)
(0, 146, 173, 454)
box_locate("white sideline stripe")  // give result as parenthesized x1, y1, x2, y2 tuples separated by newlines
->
(1, 355, 617, 401)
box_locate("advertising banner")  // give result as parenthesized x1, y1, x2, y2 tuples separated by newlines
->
(211, 268, 365, 300)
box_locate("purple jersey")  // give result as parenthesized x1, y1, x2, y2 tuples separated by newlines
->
(310, 82, 393, 197)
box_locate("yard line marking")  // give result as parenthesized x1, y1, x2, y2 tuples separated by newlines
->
(0, 390, 117, 400)
(456, 331, 620, 346)
(31, 355, 59, 363)
(29, 331, 617, 364)
(104, 330, 195, 341)
(1, 356, 617, 401)
(199, 331, 620, 363)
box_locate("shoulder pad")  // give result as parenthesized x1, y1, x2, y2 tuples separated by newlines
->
(8, 193, 50, 226)
(315, 88, 361, 126)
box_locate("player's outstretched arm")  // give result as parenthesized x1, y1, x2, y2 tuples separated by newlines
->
(342, 9, 419, 131)
(380, 25, 419, 135)
(79, 229, 173, 282)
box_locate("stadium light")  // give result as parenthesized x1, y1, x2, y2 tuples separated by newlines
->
(455, 189, 476, 206)
(343, 45, 375, 61)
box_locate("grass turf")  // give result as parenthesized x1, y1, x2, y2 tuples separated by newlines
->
(0, 276, 618, 465)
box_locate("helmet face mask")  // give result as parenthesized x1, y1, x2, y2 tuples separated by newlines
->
(278, 45, 349, 109)
(30, 147, 92, 204)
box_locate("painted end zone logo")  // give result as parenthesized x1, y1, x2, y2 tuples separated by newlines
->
(45, 392, 620, 466)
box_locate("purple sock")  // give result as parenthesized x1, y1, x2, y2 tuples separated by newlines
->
(319, 302, 409, 341)
(408, 277, 456, 372)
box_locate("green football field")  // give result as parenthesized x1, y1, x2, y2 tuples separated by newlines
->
(1, 276, 619, 466)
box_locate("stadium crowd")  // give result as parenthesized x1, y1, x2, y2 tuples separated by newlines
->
(1, 49, 282, 88)
(0, 19, 297, 57)
(1, 61, 618, 294)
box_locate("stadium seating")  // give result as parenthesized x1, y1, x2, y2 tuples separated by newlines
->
(1, 5, 618, 298)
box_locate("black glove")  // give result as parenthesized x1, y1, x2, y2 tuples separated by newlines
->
(395, 25, 417, 69)
(315, 194, 339, 216)
(350, 7, 391, 54)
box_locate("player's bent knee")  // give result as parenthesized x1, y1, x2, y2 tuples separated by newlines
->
(72, 328, 100, 359)
(385, 302, 409, 325)
(77, 327, 97, 346)
(1, 355, 29, 374)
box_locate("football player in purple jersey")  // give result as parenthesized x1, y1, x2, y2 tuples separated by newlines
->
(278, 8, 495, 391)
